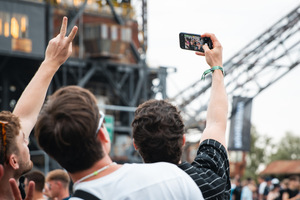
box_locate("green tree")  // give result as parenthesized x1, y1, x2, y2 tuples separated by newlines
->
(243, 126, 274, 180)
(269, 132, 300, 161)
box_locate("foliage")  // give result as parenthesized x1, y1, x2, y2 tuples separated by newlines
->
(243, 126, 273, 180)
(243, 128, 300, 181)
(269, 131, 300, 161)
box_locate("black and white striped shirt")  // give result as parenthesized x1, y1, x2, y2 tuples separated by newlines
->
(178, 139, 231, 200)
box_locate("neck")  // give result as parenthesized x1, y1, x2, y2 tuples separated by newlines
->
(0, 166, 18, 200)
(33, 191, 45, 200)
(69, 155, 119, 183)
(57, 189, 70, 200)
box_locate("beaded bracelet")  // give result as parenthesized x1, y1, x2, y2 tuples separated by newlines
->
(201, 66, 224, 80)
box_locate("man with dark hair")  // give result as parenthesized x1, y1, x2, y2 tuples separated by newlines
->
(0, 16, 78, 200)
(282, 175, 300, 200)
(132, 33, 231, 199)
(24, 170, 46, 200)
(45, 169, 70, 200)
(35, 85, 203, 199)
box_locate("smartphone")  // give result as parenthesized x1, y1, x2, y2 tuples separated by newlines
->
(179, 32, 213, 52)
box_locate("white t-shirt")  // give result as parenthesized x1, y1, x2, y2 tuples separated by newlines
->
(259, 182, 267, 194)
(71, 162, 203, 200)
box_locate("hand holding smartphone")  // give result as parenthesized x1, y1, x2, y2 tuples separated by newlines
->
(179, 32, 213, 53)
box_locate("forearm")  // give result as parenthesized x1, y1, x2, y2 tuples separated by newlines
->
(200, 69, 228, 148)
(13, 60, 58, 138)
(13, 17, 77, 139)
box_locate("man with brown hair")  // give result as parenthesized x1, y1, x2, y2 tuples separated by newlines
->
(24, 170, 46, 200)
(35, 85, 203, 199)
(132, 33, 231, 199)
(46, 169, 70, 200)
(0, 16, 78, 200)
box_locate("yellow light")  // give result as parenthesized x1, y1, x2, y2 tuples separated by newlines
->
(21, 17, 27, 33)
(4, 22, 9, 37)
(57, 0, 61, 3)
(74, 0, 80, 6)
(0, 19, 2, 35)
(11, 17, 19, 38)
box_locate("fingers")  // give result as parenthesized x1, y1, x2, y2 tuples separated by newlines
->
(201, 33, 221, 47)
(60, 16, 68, 38)
(67, 25, 78, 43)
(195, 51, 205, 56)
(9, 178, 22, 200)
(24, 181, 35, 200)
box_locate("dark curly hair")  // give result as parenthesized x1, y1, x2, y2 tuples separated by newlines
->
(132, 99, 185, 164)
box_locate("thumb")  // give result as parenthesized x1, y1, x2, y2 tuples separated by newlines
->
(202, 44, 210, 52)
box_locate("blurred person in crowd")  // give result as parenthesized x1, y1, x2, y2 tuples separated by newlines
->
(132, 33, 231, 200)
(258, 175, 268, 200)
(46, 169, 70, 200)
(43, 181, 53, 200)
(241, 178, 254, 200)
(24, 170, 46, 200)
(282, 175, 300, 200)
(266, 178, 280, 200)
(34, 85, 203, 199)
(250, 179, 258, 200)
(231, 176, 242, 200)
(263, 177, 273, 200)
(279, 178, 290, 199)
(0, 16, 77, 200)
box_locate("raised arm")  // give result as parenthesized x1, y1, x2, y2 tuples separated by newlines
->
(196, 33, 228, 149)
(13, 17, 78, 138)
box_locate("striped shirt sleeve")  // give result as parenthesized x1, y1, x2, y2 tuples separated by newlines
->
(178, 139, 231, 200)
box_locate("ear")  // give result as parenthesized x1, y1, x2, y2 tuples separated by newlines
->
(98, 127, 110, 143)
(8, 154, 19, 170)
(182, 134, 186, 146)
(133, 139, 138, 150)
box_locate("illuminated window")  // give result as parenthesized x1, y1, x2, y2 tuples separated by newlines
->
(11, 17, 19, 38)
(74, 0, 81, 6)
(0, 19, 2, 35)
(21, 17, 27, 33)
(4, 21, 9, 37)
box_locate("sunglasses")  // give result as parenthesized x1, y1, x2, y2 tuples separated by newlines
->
(0, 120, 8, 152)
(96, 111, 105, 136)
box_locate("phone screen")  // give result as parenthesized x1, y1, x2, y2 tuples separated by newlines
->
(179, 32, 212, 52)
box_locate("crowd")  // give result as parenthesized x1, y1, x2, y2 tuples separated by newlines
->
(0, 15, 296, 200)
(230, 175, 300, 200)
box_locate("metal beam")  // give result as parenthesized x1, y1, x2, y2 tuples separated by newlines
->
(170, 4, 300, 129)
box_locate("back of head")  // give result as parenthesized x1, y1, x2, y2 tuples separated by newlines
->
(132, 99, 185, 164)
(46, 169, 70, 189)
(24, 170, 45, 192)
(0, 111, 21, 166)
(35, 86, 104, 173)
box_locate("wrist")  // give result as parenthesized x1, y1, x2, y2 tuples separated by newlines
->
(201, 66, 224, 80)
(40, 59, 60, 73)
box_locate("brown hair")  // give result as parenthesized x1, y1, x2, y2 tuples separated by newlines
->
(35, 86, 104, 173)
(132, 99, 184, 164)
(46, 169, 70, 188)
(0, 111, 21, 165)
(24, 170, 45, 192)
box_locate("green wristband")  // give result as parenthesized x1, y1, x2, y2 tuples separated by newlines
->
(201, 66, 224, 80)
